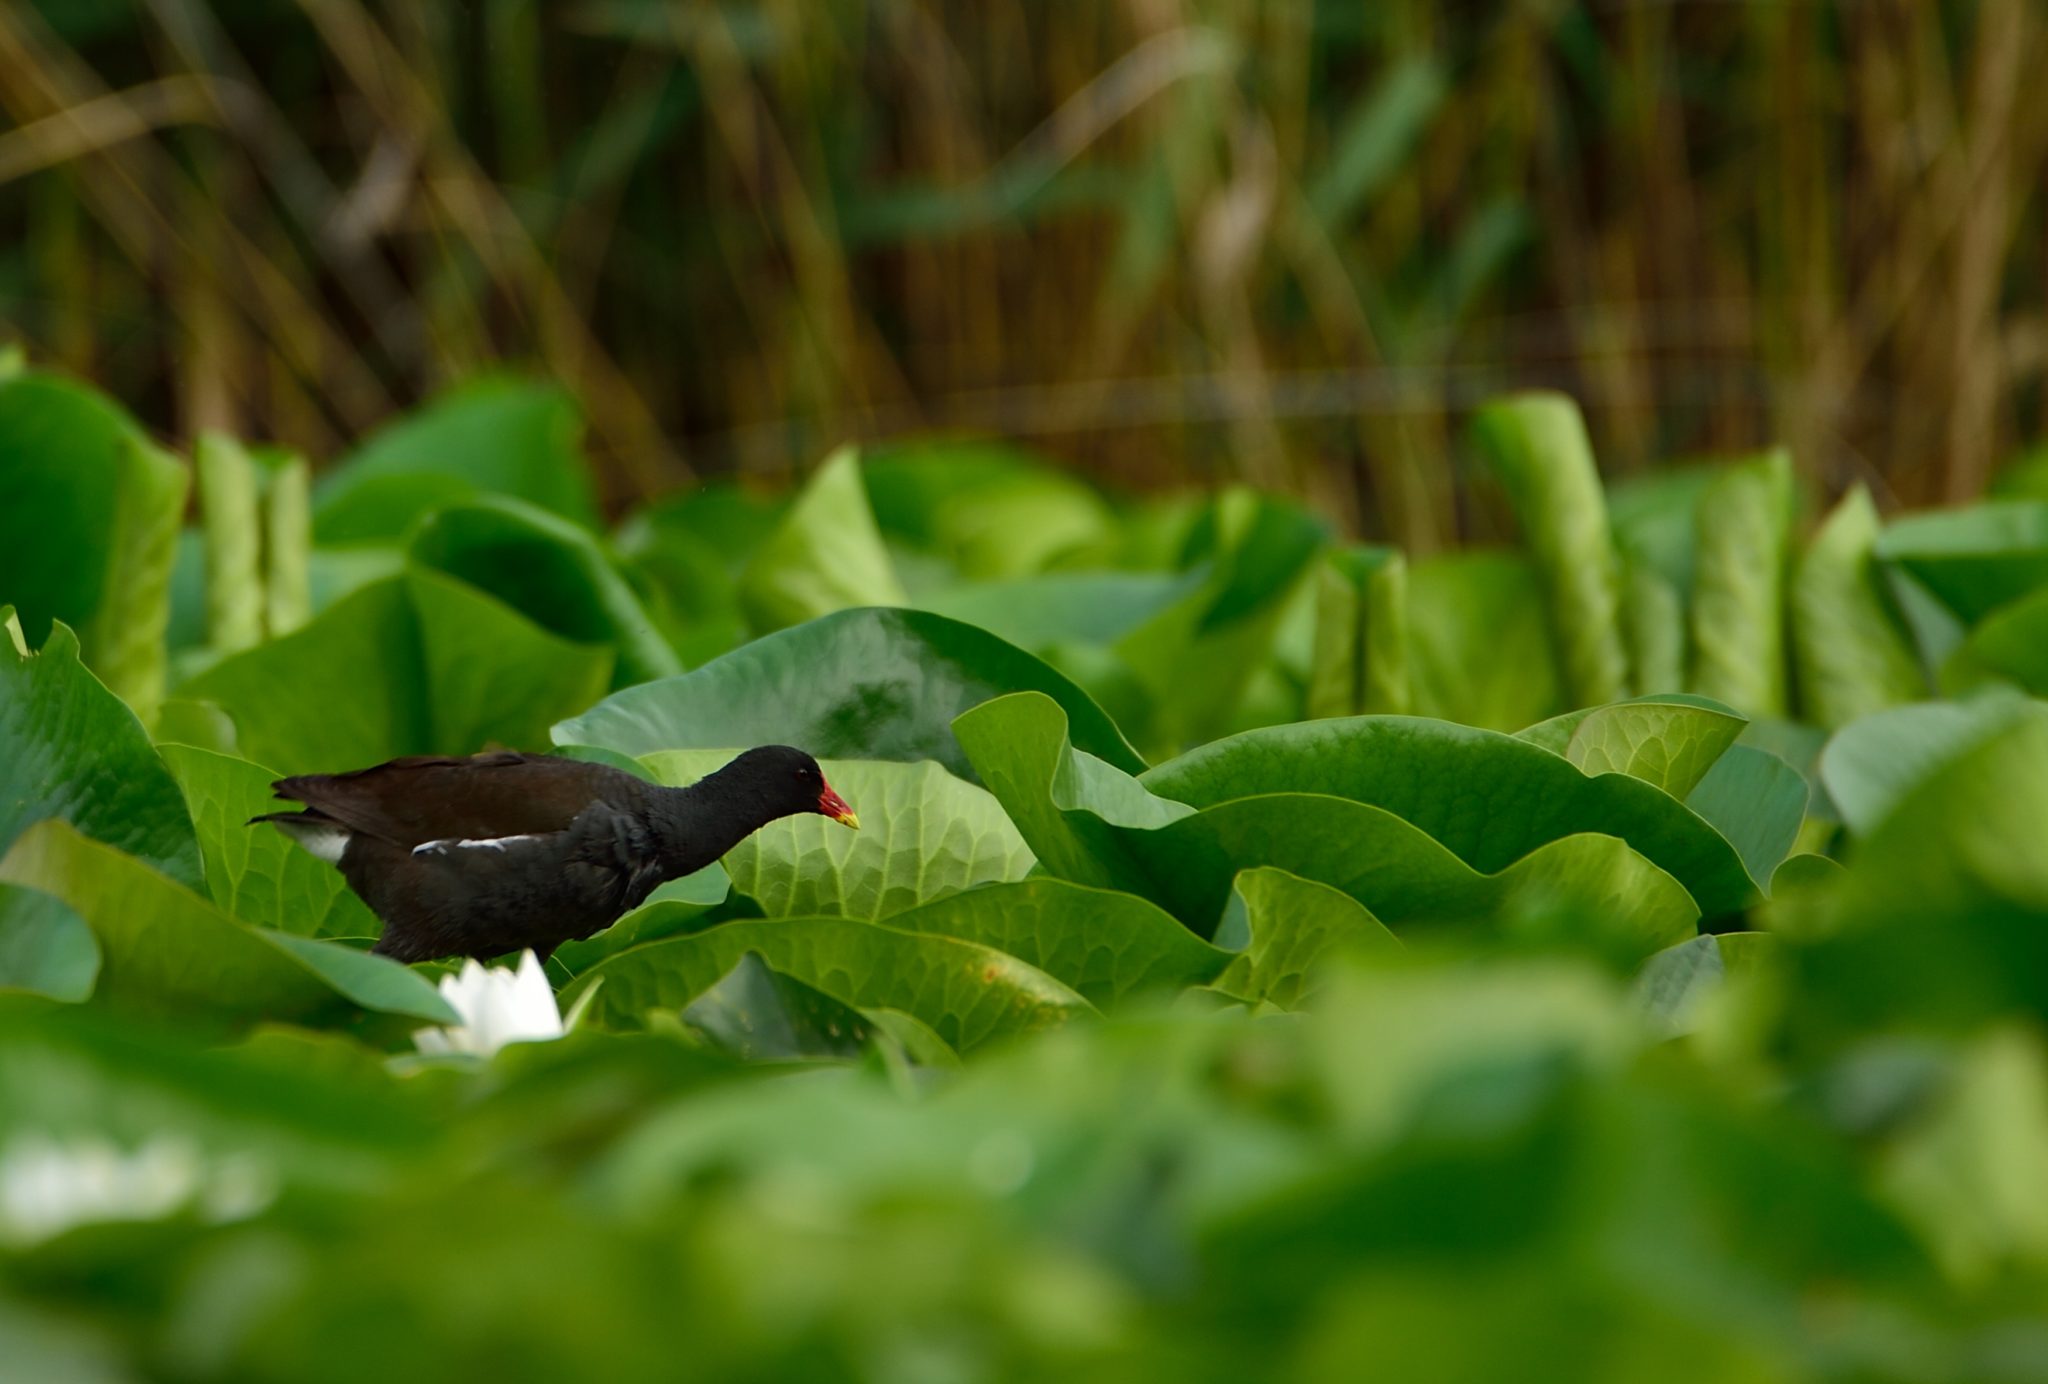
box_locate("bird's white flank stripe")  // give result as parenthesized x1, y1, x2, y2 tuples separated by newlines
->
(413, 834, 543, 857)
(274, 822, 350, 865)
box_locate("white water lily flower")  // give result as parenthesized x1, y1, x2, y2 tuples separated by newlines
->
(0, 1133, 278, 1247)
(413, 950, 564, 1058)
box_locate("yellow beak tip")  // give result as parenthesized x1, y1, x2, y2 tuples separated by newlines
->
(834, 811, 861, 831)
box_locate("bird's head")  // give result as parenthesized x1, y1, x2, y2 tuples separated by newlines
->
(726, 745, 859, 830)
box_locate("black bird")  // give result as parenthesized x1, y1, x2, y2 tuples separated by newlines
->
(250, 746, 858, 963)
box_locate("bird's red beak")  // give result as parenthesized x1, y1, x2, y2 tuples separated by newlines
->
(817, 783, 859, 830)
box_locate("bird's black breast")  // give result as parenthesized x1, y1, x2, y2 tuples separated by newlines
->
(352, 800, 665, 962)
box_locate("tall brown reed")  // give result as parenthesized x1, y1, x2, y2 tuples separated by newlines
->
(0, 0, 2042, 543)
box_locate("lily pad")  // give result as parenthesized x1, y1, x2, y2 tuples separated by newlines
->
(0, 820, 454, 1030)
(562, 914, 1090, 1052)
(2, 619, 201, 888)
(872, 878, 1225, 1008)
(958, 693, 1702, 941)
(1516, 695, 1745, 799)
(641, 754, 1033, 920)
(1138, 705, 1762, 911)
(314, 377, 598, 542)
(0, 884, 99, 1002)
(556, 606, 1144, 781)
(159, 744, 380, 939)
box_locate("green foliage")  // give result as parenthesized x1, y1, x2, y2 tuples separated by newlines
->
(0, 372, 147, 648)
(158, 745, 379, 940)
(958, 691, 1704, 943)
(641, 753, 1033, 920)
(1307, 546, 1409, 718)
(0, 884, 97, 1001)
(1516, 695, 1745, 798)
(1140, 712, 1767, 912)
(406, 565, 614, 751)
(739, 446, 907, 631)
(865, 440, 1118, 579)
(15, 370, 2048, 1379)
(409, 497, 678, 686)
(1213, 866, 1399, 1008)
(78, 436, 188, 729)
(182, 571, 617, 774)
(314, 378, 598, 543)
(556, 607, 1144, 782)
(1874, 501, 2048, 625)
(195, 432, 265, 653)
(1473, 392, 1630, 706)
(1689, 449, 1794, 716)
(0, 819, 452, 1030)
(1793, 485, 1926, 726)
(1405, 552, 1560, 730)
(563, 914, 1089, 1052)
(0, 618, 201, 888)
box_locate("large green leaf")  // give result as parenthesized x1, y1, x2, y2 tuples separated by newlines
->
(875, 878, 1224, 1008)
(181, 577, 428, 776)
(1943, 587, 2048, 700)
(1472, 392, 1629, 706)
(79, 435, 188, 727)
(958, 693, 1703, 939)
(1212, 867, 1399, 1009)
(409, 497, 680, 686)
(181, 567, 621, 775)
(952, 691, 1192, 892)
(1796, 716, 2048, 1035)
(1115, 488, 1326, 749)
(1406, 552, 1561, 731)
(195, 437, 313, 653)
(1689, 449, 1794, 717)
(865, 444, 1117, 580)
(1681, 745, 1808, 902)
(313, 377, 598, 543)
(1818, 694, 2044, 837)
(555, 606, 1144, 780)
(561, 914, 1090, 1052)
(263, 448, 313, 637)
(0, 883, 98, 1002)
(641, 754, 1033, 920)
(1516, 695, 1745, 799)
(1875, 501, 2048, 625)
(739, 447, 907, 633)
(678, 952, 882, 1061)
(1622, 555, 1686, 695)
(0, 820, 454, 1029)
(2, 619, 201, 888)
(158, 744, 379, 939)
(550, 863, 731, 975)
(919, 570, 1200, 650)
(1792, 485, 1927, 728)
(0, 371, 147, 646)
(619, 481, 785, 575)
(1608, 462, 1719, 597)
(1878, 1028, 2048, 1281)
(1138, 708, 1760, 912)
(406, 565, 614, 752)
(196, 431, 265, 653)
(1307, 547, 1409, 719)
(1132, 799, 1699, 947)
(1636, 933, 1728, 1034)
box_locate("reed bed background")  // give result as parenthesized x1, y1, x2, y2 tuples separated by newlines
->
(0, 0, 2043, 547)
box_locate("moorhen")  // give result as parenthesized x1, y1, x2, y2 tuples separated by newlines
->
(250, 746, 858, 963)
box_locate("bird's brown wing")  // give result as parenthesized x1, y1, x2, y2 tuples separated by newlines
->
(268, 752, 650, 849)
